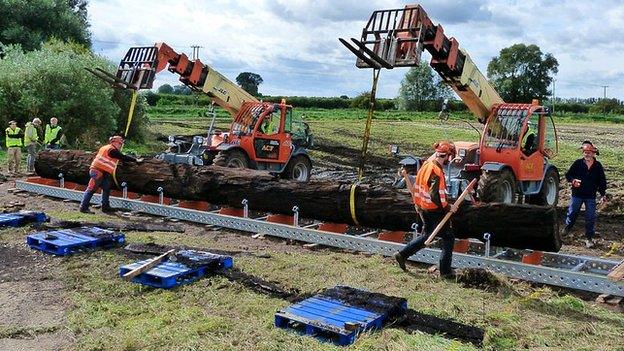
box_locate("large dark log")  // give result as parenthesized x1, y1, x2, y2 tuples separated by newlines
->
(35, 150, 561, 251)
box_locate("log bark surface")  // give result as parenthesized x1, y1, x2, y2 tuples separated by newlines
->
(35, 150, 561, 251)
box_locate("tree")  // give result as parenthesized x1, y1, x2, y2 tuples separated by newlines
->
(172, 84, 192, 95)
(157, 84, 174, 94)
(0, 0, 91, 51)
(589, 98, 624, 114)
(0, 41, 146, 147)
(397, 65, 452, 111)
(487, 44, 558, 103)
(236, 72, 263, 96)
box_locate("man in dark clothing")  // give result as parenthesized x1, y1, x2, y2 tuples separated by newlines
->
(79, 136, 142, 214)
(563, 142, 607, 248)
(394, 141, 456, 278)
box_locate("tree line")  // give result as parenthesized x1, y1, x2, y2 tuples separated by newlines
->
(0, 0, 147, 149)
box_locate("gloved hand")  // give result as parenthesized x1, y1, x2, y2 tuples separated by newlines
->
(135, 158, 144, 164)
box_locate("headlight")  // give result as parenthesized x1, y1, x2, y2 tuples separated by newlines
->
(168, 135, 175, 142)
(196, 137, 204, 144)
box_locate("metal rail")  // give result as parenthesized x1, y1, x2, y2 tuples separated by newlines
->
(16, 180, 624, 297)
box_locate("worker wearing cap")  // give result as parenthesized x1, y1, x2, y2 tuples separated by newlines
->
(5, 120, 24, 175)
(394, 141, 456, 278)
(24, 118, 42, 174)
(79, 136, 142, 214)
(44, 117, 64, 149)
(563, 141, 607, 248)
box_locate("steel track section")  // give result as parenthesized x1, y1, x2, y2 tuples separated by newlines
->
(16, 180, 624, 297)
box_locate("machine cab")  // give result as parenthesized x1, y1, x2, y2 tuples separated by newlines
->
(480, 102, 558, 182)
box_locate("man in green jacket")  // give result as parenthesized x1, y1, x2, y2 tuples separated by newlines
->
(24, 118, 42, 174)
(5, 120, 23, 175)
(44, 117, 64, 149)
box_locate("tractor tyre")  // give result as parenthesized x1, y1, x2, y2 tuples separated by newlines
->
(477, 169, 518, 204)
(527, 168, 560, 207)
(213, 149, 249, 168)
(282, 155, 312, 182)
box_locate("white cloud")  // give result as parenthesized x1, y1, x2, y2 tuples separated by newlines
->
(88, 0, 624, 100)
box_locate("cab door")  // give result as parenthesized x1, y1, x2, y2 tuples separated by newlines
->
(251, 105, 292, 165)
(517, 111, 544, 181)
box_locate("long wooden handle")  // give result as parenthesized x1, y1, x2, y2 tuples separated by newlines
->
(122, 249, 175, 281)
(424, 179, 477, 246)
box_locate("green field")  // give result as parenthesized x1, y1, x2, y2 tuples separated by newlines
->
(2, 106, 624, 350)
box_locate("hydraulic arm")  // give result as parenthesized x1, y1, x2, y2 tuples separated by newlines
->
(342, 5, 503, 123)
(92, 43, 258, 116)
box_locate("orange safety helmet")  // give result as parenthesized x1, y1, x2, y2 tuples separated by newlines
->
(433, 141, 455, 156)
(109, 135, 124, 147)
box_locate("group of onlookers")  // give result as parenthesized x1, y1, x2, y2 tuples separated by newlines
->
(4, 117, 64, 175)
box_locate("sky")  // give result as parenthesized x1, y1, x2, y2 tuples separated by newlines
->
(88, 0, 624, 100)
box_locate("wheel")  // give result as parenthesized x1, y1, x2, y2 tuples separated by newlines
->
(527, 168, 560, 206)
(477, 169, 518, 204)
(213, 149, 248, 168)
(282, 155, 312, 181)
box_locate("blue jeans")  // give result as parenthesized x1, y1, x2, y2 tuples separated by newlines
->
(399, 210, 454, 275)
(565, 196, 597, 239)
(80, 169, 111, 210)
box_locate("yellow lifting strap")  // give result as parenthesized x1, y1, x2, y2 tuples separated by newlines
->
(349, 183, 361, 226)
(124, 89, 139, 137)
(113, 89, 139, 189)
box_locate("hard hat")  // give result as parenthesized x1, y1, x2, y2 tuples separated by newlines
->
(433, 141, 455, 156)
(8, 120, 16, 125)
(33, 118, 41, 125)
(109, 135, 124, 144)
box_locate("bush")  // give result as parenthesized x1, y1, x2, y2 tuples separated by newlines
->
(588, 98, 624, 114)
(0, 40, 146, 148)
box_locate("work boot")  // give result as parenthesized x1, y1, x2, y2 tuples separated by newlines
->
(394, 252, 407, 272)
(561, 225, 572, 237)
(80, 207, 94, 214)
(101, 206, 115, 214)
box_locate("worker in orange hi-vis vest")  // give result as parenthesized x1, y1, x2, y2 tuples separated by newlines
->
(79, 136, 142, 214)
(394, 141, 456, 278)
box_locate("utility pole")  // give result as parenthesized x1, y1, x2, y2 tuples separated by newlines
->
(190, 45, 203, 60)
(551, 78, 556, 115)
(602, 85, 609, 99)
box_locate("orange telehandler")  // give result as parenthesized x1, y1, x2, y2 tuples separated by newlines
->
(93, 43, 313, 181)
(342, 5, 560, 206)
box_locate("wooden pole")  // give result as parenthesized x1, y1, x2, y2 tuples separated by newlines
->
(425, 179, 478, 246)
(122, 249, 175, 281)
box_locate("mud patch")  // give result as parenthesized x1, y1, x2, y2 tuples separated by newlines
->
(456, 268, 519, 295)
(397, 310, 484, 346)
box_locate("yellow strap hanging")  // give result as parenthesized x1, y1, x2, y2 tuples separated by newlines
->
(113, 89, 138, 189)
(124, 89, 138, 137)
(349, 183, 361, 226)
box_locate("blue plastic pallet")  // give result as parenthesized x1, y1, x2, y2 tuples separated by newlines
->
(275, 287, 407, 346)
(26, 227, 125, 256)
(119, 250, 233, 289)
(0, 211, 46, 227)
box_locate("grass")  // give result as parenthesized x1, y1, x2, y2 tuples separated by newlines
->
(3, 216, 624, 350)
(3, 106, 624, 349)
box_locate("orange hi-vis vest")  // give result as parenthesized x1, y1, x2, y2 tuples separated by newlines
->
(413, 160, 448, 211)
(90, 144, 119, 174)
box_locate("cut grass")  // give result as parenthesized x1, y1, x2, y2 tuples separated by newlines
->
(4, 212, 623, 351)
